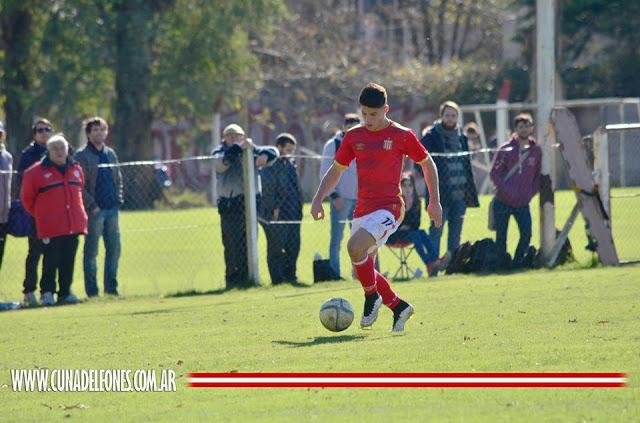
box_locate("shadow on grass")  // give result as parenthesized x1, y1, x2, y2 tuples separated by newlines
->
(166, 281, 314, 299)
(272, 334, 366, 348)
(165, 288, 229, 298)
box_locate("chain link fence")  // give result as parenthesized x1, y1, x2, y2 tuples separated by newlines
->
(1, 126, 639, 300)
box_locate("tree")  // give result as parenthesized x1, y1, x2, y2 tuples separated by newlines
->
(0, 0, 42, 152)
(513, 0, 640, 98)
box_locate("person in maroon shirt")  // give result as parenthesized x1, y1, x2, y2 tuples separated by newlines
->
(490, 113, 542, 268)
(311, 83, 442, 332)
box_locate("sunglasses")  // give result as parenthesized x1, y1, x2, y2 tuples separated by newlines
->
(345, 119, 360, 125)
(36, 127, 53, 133)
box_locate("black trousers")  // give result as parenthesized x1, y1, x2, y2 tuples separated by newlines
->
(261, 222, 300, 284)
(40, 234, 79, 297)
(0, 223, 7, 272)
(22, 235, 43, 294)
(218, 196, 248, 288)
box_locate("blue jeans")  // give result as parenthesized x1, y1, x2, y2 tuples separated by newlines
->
(83, 208, 121, 296)
(494, 199, 531, 267)
(429, 199, 466, 256)
(328, 198, 356, 278)
(405, 230, 438, 265)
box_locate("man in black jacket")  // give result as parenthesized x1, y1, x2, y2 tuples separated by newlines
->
(17, 118, 54, 306)
(419, 101, 479, 269)
(259, 133, 303, 284)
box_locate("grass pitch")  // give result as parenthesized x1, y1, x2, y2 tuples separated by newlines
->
(0, 264, 638, 422)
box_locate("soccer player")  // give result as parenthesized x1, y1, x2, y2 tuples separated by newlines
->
(311, 83, 442, 332)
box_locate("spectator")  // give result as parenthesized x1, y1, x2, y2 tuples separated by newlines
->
(259, 133, 303, 284)
(20, 134, 87, 305)
(0, 121, 12, 272)
(387, 173, 440, 276)
(490, 113, 541, 268)
(211, 123, 278, 288)
(17, 118, 53, 307)
(318, 113, 360, 278)
(74, 117, 124, 297)
(420, 101, 479, 268)
(464, 122, 491, 194)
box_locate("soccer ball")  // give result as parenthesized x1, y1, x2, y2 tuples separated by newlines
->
(319, 297, 354, 332)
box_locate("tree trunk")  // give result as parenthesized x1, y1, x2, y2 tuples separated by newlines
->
(421, 0, 435, 64)
(0, 2, 35, 154)
(112, 0, 154, 162)
(436, 0, 448, 64)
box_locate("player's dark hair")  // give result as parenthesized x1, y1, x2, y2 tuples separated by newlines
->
(358, 83, 387, 108)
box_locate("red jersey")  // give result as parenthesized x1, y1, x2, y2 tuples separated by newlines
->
(335, 120, 428, 219)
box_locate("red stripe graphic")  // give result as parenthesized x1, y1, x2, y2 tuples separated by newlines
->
(188, 372, 627, 388)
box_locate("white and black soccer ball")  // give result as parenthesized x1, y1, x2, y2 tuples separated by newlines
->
(319, 297, 354, 332)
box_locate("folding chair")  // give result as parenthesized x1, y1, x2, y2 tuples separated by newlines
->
(385, 240, 415, 281)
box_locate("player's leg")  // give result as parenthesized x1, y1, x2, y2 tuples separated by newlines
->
(348, 222, 382, 328)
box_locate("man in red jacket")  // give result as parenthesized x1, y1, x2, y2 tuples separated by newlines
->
(20, 134, 88, 305)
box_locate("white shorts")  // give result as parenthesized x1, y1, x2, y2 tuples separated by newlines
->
(350, 209, 400, 253)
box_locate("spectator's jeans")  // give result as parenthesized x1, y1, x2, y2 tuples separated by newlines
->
(41, 234, 79, 298)
(83, 208, 121, 296)
(328, 198, 356, 277)
(261, 221, 301, 284)
(22, 234, 43, 294)
(0, 222, 7, 272)
(405, 229, 438, 266)
(429, 199, 466, 256)
(494, 199, 532, 267)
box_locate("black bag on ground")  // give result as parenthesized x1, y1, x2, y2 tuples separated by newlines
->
(445, 241, 473, 275)
(313, 259, 341, 282)
(467, 238, 505, 273)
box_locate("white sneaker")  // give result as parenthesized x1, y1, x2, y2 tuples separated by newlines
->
(58, 293, 79, 305)
(40, 292, 55, 306)
(392, 301, 414, 332)
(360, 293, 382, 328)
(23, 292, 38, 307)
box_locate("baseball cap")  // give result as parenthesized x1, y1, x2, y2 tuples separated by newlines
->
(223, 123, 245, 136)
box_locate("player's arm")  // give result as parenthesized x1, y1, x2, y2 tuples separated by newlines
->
(310, 161, 347, 220)
(418, 155, 443, 228)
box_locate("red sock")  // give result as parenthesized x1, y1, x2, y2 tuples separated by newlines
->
(352, 255, 377, 294)
(375, 271, 400, 309)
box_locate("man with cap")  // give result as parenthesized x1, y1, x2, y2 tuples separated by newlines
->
(0, 121, 12, 272)
(259, 132, 303, 284)
(211, 123, 278, 288)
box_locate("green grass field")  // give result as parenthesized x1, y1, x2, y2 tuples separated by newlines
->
(0, 188, 639, 421)
(0, 265, 638, 421)
(1, 188, 639, 298)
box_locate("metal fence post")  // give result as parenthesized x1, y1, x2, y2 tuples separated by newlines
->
(243, 142, 261, 286)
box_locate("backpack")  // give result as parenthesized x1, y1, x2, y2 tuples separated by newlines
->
(445, 241, 473, 275)
(467, 238, 505, 273)
(8, 199, 35, 238)
(313, 259, 341, 282)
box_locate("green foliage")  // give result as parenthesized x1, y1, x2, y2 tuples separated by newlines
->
(512, 0, 640, 97)
(152, 0, 285, 121)
(386, 60, 505, 108)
